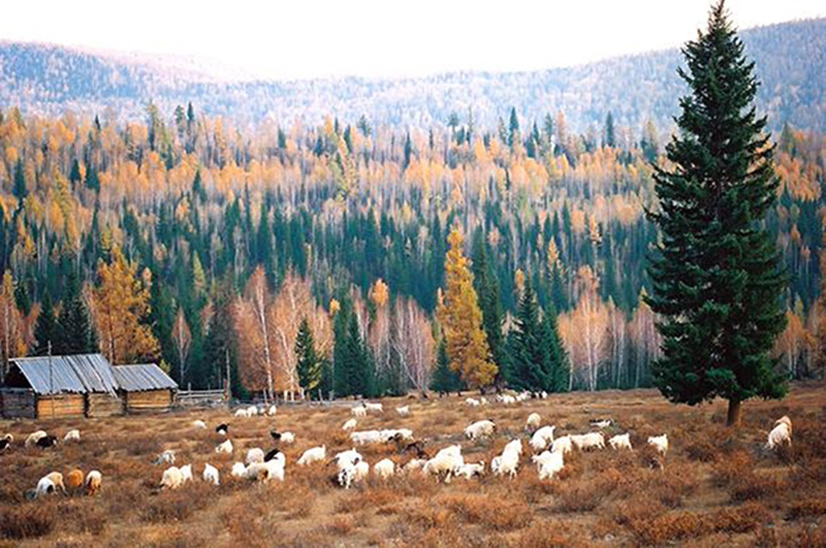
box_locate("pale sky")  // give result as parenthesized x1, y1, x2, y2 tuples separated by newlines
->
(1, 0, 823, 80)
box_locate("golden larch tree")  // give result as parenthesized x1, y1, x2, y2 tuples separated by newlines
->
(437, 227, 496, 389)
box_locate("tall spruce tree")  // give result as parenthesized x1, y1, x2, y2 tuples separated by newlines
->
(542, 303, 570, 392)
(645, 1, 787, 426)
(54, 272, 98, 355)
(509, 281, 551, 391)
(430, 339, 461, 395)
(471, 230, 507, 386)
(295, 318, 321, 396)
(32, 292, 57, 356)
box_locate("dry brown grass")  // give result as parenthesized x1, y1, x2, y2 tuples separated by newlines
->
(0, 381, 824, 546)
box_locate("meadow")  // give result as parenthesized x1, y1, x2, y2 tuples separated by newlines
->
(1, 383, 824, 547)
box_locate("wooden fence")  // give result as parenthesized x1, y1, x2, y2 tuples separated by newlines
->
(174, 389, 227, 407)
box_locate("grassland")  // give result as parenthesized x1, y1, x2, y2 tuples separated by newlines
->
(1, 383, 825, 547)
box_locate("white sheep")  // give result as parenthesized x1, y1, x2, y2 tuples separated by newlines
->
(498, 394, 516, 405)
(160, 466, 183, 489)
(85, 470, 102, 495)
(334, 449, 365, 488)
(480, 397, 488, 405)
(608, 433, 633, 451)
(533, 450, 565, 480)
(34, 477, 57, 498)
(766, 416, 792, 450)
(503, 438, 523, 456)
(351, 430, 383, 445)
(267, 404, 277, 416)
(464, 419, 497, 440)
(234, 408, 249, 418)
(180, 464, 193, 483)
(422, 445, 464, 483)
(363, 402, 384, 414)
(152, 449, 177, 465)
(540, 391, 548, 399)
(246, 447, 265, 465)
(647, 434, 669, 455)
(373, 458, 396, 479)
(25, 430, 48, 448)
(215, 439, 233, 454)
(590, 418, 613, 429)
(571, 432, 606, 451)
(526, 413, 541, 431)
(551, 435, 573, 455)
(246, 405, 259, 416)
(465, 397, 480, 407)
(260, 459, 286, 482)
(280, 432, 295, 444)
(193, 420, 207, 429)
(402, 458, 427, 473)
(352, 405, 367, 417)
(342, 418, 357, 431)
(297, 445, 326, 465)
(231, 462, 247, 478)
(396, 405, 410, 417)
(203, 463, 220, 485)
(456, 461, 485, 479)
(529, 425, 556, 452)
(63, 429, 81, 442)
(492, 450, 519, 479)
(516, 391, 531, 402)
(338, 460, 369, 488)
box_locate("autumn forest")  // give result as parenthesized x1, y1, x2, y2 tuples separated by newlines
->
(0, 97, 823, 400)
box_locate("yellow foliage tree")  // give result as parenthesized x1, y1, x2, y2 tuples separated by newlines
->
(92, 248, 160, 364)
(437, 227, 496, 388)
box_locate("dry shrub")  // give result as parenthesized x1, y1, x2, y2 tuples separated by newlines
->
(728, 473, 781, 502)
(325, 516, 355, 536)
(554, 467, 622, 513)
(509, 521, 591, 548)
(712, 450, 754, 486)
(0, 503, 56, 540)
(627, 510, 705, 546)
(684, 439, 719, 462)
(438, 494, 531, 531)
(139, 485, 210, 523)
(708, 502, 770, 533)
(786, 498, 826, 521)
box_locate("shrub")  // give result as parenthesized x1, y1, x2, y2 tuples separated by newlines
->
(0, 504, 56, 540)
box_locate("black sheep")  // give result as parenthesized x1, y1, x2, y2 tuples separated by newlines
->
(270, 430, 282, 441)
(0, 439, 10, 452)
(264, 448, 282, 462)
(216, 424, 229, 436)
(36, 435, 58, 449)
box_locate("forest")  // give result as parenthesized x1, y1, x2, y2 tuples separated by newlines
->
(0, 101, 822, 399)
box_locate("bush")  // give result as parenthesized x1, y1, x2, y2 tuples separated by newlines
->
(0, 504, 56, 540)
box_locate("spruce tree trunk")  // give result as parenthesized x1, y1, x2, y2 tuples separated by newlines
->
(726, 399, 742, 427)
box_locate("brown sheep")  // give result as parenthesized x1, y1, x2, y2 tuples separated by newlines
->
(66, 469, 84, 490)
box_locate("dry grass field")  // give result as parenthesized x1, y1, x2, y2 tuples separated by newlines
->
(1, 383, 825, 547)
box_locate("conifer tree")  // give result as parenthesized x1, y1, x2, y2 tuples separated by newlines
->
(437, 228, 496, 389)
(295, 317, 321, 395)
(471, 230, 507, 386)
(543, 303, 570, 392)
(32, 292, 57, 356)
(430, 339, 460, 395)
(646, 1, 787, 426)
(509, 281, 551, 391)
(54, 272, 98, 355)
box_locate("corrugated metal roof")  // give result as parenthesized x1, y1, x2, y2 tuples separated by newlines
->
(9, 354, 119, 396)
(112, 364, 178, 392)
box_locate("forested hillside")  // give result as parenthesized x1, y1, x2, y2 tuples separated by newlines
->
(1, 18, 826, 133)
(0, 101, 821, 398)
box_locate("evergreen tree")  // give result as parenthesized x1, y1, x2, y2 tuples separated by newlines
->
(430, 339, 460, 395)
(32, 293, 57, 356)
(295, 318, 321, 396)
(471, 230, 507, 386)
(54, 272, 98, 355)
(604, 111, 616, 147)
(543, 303, 570, 392)
(203, 276, 245, 399)
(509, 281, 551, 391)
(13, 159, 26, 202)
(645, 1, 788, 426)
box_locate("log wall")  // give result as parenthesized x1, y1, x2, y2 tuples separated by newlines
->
(36, 394, 85, 418)
(0, 389, 36, 419)
(124, 390, 172, 413)
(86, 393, 124, 418)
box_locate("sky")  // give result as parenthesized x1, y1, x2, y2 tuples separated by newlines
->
(1, 0, 824, 80)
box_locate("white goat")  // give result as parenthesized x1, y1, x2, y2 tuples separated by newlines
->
(765, 416, 792, 450)
(246, 447, 265, 465)
(160, 466, 183, 489)
(526, 413, 542, 431)
(456, 461, 485, 479)
(533, 450, 565, 480)
(373, 458, 396, 479)
(571, 432, 606, 451)
(464, 419, 497, 440)
(465, 398, 480, 407)
(396, 405, 410, 417)
(280, 432, 295, 444)
(180, 464, 193, 483)
(63, 429, 81, 442)
(343, 418, 358, 431)
(215, 439, 233, 454)
(608, 433, 633, 451)
(551, 435, 573, 455)
(25, 430, 48, 448)
(529, 425, 556, 452)
(297, 445, 326, 465)
(267, 405, 277, 416)
(192, 420, 207, 429)
(352, 405, 367, 417)
(647, 434, 669, 455)
(363, 402, 384, 414)
(85, 470, 102, 495)
(203, 463, 220, 485)
(231, 462, 247, 478)
(422, 445, 464, 483)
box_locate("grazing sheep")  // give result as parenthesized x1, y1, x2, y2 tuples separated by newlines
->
(246, 405, 259, 416)
(160, 466, 183, 489)
(373, 458, 396, 479)
(403, 440, 429, 459)
(215, 439, 233, 454)
(464, 419, 497, 440)
(66, 469, 84, 490)
(25, 430, 48, 448)
(503, 438, 524, 456)
(63, 429, 81, 442)
(342, 418, 358, 431)
(245, 459, 286, 482)
(262, 458, 286, 481)
(480, 397, 488, 405)
(203, 463, 220, 485)
(297, 445, 326, 465)
(351, 430, 383, 445)
(396, 405, 410, 417)
(422, 445, 464, 483)
(0, 433, 12, 452)
(526, 413, 542, 431)
(571, 432, 606, 451)
(362, 402, 383, 414)
(45, 472, 66, 494)
(551, 435, 573, 455)
(231, 462, 247, 478)
(516, 391, 531, 402)
(180, 464, 194, 483)
(333, 449, 365, 488)
(492, 442, 521, 479)
(216, 423, 229, 436)
(193, 420, 207, 429)
(608, 433, 633, 451)
(267, 404, 277, 416)
(280, 432, 295, 444)
(498, 394, 516, 405)
(541, 391, 548, 399)
(533, 450, 565, 480)
(465, 398, 480, 407)
(234, 408, 249, 418)
(36, 435, 58, 449)
(766, 416, 792, 450)
(647, 434, 669, 455)
(590, 418, 613, 429)
(456, 462, 485, 479)
(352, 405, 367, 417)
(529, 425, 556, 452)
(152, 449, 176, 465)
(85, 470, 102, 495)
(403, 458, 427, 473)
(246, 447, 265, 465)
(34, 477, 57, 498)
(264, 448, 283, 462)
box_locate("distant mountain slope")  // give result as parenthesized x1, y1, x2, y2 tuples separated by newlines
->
(1, 18, 824, 133)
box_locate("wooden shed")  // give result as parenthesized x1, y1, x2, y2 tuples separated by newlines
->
(0, 354, 122, 419)
(113, 364, 177, 413)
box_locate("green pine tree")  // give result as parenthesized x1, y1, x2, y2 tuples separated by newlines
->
(430, 339, 460, 395)
(54, 272, 98, 355)
(509, 280, 551, 392)
(32, 293, 57, 356)
(542, 304, 570, 392)
(471, 230, 508, 386)
(295, 318, 321, 396)
(645, 0, 788, 427)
